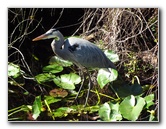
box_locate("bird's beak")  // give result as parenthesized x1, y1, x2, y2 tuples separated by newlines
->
(32, 34, 48, 41)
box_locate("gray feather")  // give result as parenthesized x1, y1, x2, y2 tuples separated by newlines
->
(48, 30, 116, 70)
(63, 37, 116, 69)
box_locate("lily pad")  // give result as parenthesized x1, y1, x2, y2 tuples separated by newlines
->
(144, 94, 154, 109)
(98, 102, 111, 121)
(42, 64, 63, 74)
(97, 68, 118, 89)
(109, 102, 122, 121)
(53, 73, 81, 90)
(119, 95, 145, 121)
(35, 73, 56, 83)
(98, 102, 122, 121)
(49, 56, 73, 67)
(104, 50, 119, 63)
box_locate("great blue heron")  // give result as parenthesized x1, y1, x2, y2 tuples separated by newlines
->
(32, 28, 116, 106)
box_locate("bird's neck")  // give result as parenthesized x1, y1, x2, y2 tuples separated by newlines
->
(51, 32, 67, 59)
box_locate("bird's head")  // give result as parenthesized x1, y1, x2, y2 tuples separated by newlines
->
(32, 28, 60, 41)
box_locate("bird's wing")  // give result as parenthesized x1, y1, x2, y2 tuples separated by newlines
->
(65, 37, 113, 68)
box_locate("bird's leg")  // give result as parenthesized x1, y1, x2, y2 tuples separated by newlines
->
(74, 69, 85, 101)
(84, 70, 92, 107)
(74, 68, 92, 107)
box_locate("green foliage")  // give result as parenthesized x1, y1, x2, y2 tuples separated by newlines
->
(109, 102, 122, 121)
(8, 63, 21, 78)
(148, 110, 156, 121)
(53, 107, 70, 118)
(35, 73, 56, 83)
(98, 94, 155, 121)
(36, 50, 118, 90)
(35, 57, 81, 90)
(97, 69, 118, 89)
(8, 54, 157, 121)
(98, 102, 122, 121)
(49, 56, 73, 67)
(104, 50, 119, 63)
(8, 8, 158, 121)
(53, 73, 81, 90)
(144, 94, 155, 109)
(8, 105, 31, 120)
(52, 105, 100, 118)
(32, 96, 42, 120)
(42, 64, 63, 74)
(119, 95, 145, 121)
(8, 93, 156, 121)
(98, 102, 111, 121)
(97, 50, 119, 88)
(44, 96, 61, 105)
(32, 54, 39, 61)
(8, 62, 24, 86)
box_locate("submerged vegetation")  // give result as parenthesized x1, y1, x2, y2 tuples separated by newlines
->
(8, 8, 158, 121)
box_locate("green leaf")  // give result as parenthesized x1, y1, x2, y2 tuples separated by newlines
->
(24, 91, 29, 95)
(53, 73, 81, 90)
(44, 96, 61, 105)
(8, 63, 24, 86)
(88, 105, 100, 113)
(32, 54, 39, 61)
(104, 50, 119, 63)
(98, 102, 111, 121)
(53, 107, 72, 118)
(32, 96, 42, 120)
(109, 102, 122, 121)
(142, 84, 153, 92)
(43, 64, 63, 74)
(148, 110, 156, 121)
(97, 68, 118, 89)
(8, 63, 21, 78)
(49, 56, 73, 67)
(35, 73, 56, 83)
(119, 95, 145, 121)
(52, 105, 99, 118)
(144, 94, 154, 109)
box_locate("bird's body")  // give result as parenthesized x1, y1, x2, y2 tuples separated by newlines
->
(33, 29, 116, 70)
(52, 37, 116, 69)
(33, 28, 116, 106)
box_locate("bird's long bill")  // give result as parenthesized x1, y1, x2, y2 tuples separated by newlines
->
(32, 34, 47, 41)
